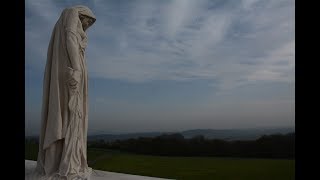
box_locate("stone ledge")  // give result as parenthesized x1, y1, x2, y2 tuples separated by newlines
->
(25, 160, 173, 180)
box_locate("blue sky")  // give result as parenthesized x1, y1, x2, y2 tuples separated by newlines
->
(25, 0, 295, 136)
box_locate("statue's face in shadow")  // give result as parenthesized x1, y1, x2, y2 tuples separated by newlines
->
(79, 15, 94, 31)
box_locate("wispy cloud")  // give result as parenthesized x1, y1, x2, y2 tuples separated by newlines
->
(26, 0, 295, 90)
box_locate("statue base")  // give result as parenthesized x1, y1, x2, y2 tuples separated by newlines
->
(25, 160, 173, 180)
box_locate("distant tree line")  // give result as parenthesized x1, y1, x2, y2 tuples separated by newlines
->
(25, 132, 295, 159)
(25, 137, 39, 144)
(88, 132, 295, 159)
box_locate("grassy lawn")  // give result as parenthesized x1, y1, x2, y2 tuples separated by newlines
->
(26, 143, 295, 180)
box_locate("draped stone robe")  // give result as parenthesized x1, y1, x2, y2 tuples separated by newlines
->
(35, 5, 96, 180)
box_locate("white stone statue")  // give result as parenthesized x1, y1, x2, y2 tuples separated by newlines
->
(34, 5, 96, 180)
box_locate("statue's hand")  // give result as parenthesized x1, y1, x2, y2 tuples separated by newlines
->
(65, 67, 81, 92)
(68, 79, 78, 89)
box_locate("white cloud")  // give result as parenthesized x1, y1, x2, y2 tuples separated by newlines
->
(247, 40, 295, 82)
(241, 0, 261, 10)
(26, 0, 295, 92)
(162, 0, 203, 37)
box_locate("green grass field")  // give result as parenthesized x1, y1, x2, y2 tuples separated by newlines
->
(26, 142, 295, 180)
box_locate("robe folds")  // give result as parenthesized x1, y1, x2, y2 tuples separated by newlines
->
(35, 5, 96, 180)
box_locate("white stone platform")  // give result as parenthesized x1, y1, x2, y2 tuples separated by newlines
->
(25, 160, 173, 180)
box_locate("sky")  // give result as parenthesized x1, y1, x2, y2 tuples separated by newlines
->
(25, 0, 295, 136)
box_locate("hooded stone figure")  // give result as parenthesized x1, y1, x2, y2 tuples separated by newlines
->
(35, 5, 96, 179)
